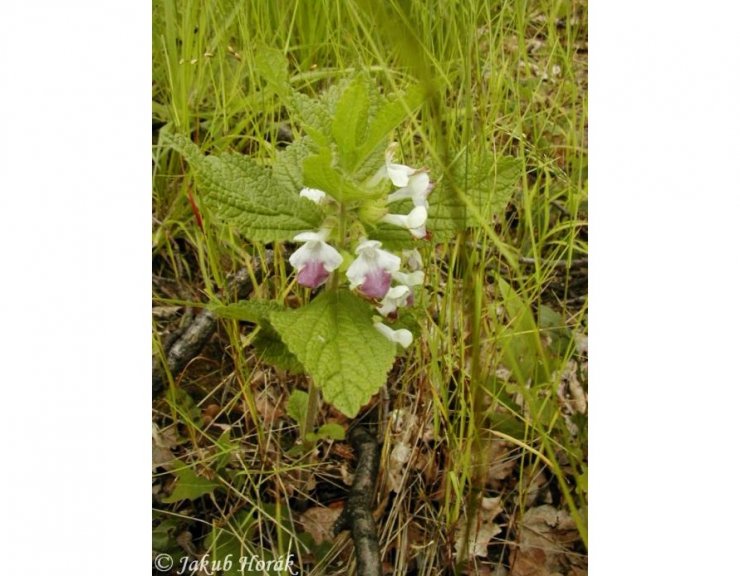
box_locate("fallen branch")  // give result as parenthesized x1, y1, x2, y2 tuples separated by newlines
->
(334, 426, 382, 576)
(153, 254, 271, 394)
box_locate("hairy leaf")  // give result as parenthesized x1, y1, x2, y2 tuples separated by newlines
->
(429, 153, 521, 239)
(270, 290, 396, 417)
(211, 300, 304, 373)
(302, 148, 368, 202)
(159, 128, 324, 241)
(273, 136, 313, 194)
(358, 83, 426, 163)
(332, 74, 370, 170)
(254, 45, 290, 98)
(286, 390, 309, 428)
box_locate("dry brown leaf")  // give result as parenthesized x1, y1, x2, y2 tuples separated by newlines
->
(388, 441, 412, 493)
(300, 506, 344, 545)
(254, 390, 284, 424)
(510, 505, 583, 576)
(455, 496, 504, 559)
(152, 424, 178, 470)
(487, 438, 518, 483)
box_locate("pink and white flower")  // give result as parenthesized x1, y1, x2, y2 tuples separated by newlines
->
(288, 230, 342, 288)
(346, 240, 401, 299)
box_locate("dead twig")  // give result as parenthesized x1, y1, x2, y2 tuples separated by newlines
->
(334, 426, 382, 576)
(152, 253, 272, 394)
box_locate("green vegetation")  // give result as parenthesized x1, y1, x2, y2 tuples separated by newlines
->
(152, 0, 587, 574)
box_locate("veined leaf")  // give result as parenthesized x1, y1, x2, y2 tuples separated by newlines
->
(332, 74, 370, 170)
(159, 128, 324, 241)
(270, 290, 396, 417)
(273, 136, 314, 194)
(286, 390, 309, 428)
(211, 300, 304, 373)
(254, 45, 290, 98)
(162, 460, 220, 503)
(358, 83, 426, 162)
(302, 148, 368, 202)
(429, 153, 521, 239)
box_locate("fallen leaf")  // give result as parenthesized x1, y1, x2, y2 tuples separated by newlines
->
(487, 438, 518, 483)
(455, 496, 504, 558)
(388, 441, 412, 493)
(300, 506, 344, 544)
(510, 505, 583, 576)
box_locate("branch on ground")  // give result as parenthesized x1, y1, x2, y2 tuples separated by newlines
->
(333, 425, 382, 576)
(152, 253, 272, 394)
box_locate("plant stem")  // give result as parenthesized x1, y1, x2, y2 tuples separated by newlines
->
(302, 377, 320, 441)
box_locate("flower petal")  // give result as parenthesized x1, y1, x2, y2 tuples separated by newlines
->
(374, 322, 413, 348)
(299, 187, 327, 204)
(346, 239, 401, 298)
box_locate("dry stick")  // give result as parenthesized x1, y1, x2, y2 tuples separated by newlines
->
(152, 255, 271, 394)
(334, 426, 382, 576)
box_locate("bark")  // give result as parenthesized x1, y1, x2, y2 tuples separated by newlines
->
(153, 256, 270, 394)
(334, 426, 382, 576)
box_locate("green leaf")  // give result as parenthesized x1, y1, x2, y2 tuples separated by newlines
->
(286, 390, 309, 428)
(270, 290, 396, 417)
(211, 300, 304, 373)
(302, 148, 368, 202)
(205, 510, 257, 576)
(290, 91, 334, 146)
(159, 129, 324, 241)
(273, 136, 314, 194)
(253, 329, 305, 373)
(306, 422, 346, 442)
(497, 278, 552, 384)
(254, 45, 290, 98)
(332, 74, 370, 170)
(358, 83, 426, 163)
(162, 460, 220, 503)
(429, 153, 521, 239)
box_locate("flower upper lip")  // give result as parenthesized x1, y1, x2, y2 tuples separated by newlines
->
(380, 206, 428, 239)
(288, 229, 343, 288)
(387, 171, 432, 208)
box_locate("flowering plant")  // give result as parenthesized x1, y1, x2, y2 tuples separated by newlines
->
(159, 53, 520, 422)
(160, 71, 431, 418)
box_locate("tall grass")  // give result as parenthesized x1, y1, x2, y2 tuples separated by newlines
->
(153, 0, 587, 573)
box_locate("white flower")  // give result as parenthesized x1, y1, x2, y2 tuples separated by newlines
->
(346, 240, 401, 298)
(380, 205, 428, 239)
(299, 187, 327, 204)
(391, 270, 425, 287)
(368, 143, 416, 188)
(377, 285, 412, 317)
(288, 230, 342, 288)
(402, 249, 424, 272)
(374, 321, 413, 348)
(387, 170, 432, 208)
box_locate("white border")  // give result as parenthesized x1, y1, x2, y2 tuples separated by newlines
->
(1, 1, 151, 573)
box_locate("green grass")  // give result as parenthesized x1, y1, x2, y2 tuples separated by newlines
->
(153, 0, 587, 573)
